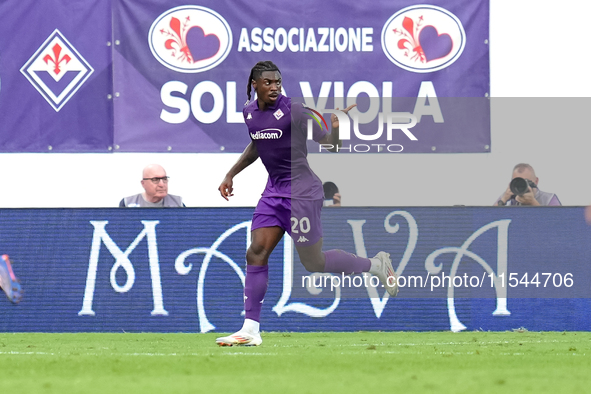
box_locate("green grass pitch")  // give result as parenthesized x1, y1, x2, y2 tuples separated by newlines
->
(0, 331, 588, 393)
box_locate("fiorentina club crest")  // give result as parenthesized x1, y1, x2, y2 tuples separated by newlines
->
(148, 5, 232, 73)
(381, 5, 466, 73)
(20, 29, 93, 112)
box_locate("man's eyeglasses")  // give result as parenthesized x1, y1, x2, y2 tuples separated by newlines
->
(143, 176, 169, 184)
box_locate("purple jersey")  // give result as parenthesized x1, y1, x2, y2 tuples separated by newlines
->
(243, 94, 327, 200)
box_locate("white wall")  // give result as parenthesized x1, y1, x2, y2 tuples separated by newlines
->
(2, 0, 590, 208)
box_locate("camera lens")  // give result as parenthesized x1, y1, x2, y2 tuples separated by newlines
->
(323, 182, 339, 199)
(510, 177, 529, 196)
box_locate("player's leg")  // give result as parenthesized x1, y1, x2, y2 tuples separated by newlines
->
(216, 226, 284, 347)
(243, 226, 284, 325)
(292, 199, 398, 296)
(295, 238, 370, 274)
(217, 197, 290, 346)
(0, 254, 22, 304)
(296, 242, 398, 296)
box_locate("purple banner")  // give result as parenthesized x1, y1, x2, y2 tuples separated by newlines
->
(0, 0, 113, 152)
(0, 0, 489, 153)
(115, 0, 489, 153)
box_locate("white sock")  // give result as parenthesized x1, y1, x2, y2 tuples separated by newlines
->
(368, 258, 382, 275)
(242, 318, 260, 334)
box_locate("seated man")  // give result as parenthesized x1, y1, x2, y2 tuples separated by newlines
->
(120, 164, 185, 207)
(495, 163, 561, 206)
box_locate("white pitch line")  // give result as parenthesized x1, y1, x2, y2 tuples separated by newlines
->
(0, 350, 585, 357)
(0, 351, 280, 357)
(273, 338, 579, 348)
(0, 338, 586, 358)
(222, 352, 278, 356)
(0, 351, 55, 356)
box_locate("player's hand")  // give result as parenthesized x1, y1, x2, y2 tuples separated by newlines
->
(218, 176, 234, 201)
(331, 104, 357, 129)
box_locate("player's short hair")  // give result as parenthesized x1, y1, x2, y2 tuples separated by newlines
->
(246, 61, 281, 102)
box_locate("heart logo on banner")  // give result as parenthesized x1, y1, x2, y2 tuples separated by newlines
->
(418, 25, 453, 62)
(186, 26, 220, 62)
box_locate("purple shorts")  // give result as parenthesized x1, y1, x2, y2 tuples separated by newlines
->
(251, 197, 323, 246)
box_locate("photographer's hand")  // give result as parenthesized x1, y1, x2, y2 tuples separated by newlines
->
(501, 186, 513, 205)
(515, 186, 540, 206)
(495, 186, 513, 206)
(331, 193, 341, 207)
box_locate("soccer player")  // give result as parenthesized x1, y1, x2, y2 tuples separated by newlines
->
(0, 254, 22, 303)
(216, 61, 397, 346)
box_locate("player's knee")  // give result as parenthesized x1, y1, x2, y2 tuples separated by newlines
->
(246, 245, 270, 266)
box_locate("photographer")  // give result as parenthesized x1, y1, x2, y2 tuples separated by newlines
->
(323, 182, 341, 207)
(495, 163, 561, 206)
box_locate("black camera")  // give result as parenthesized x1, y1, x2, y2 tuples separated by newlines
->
(510, 177, 537, 196)
(323, 181, 339, 206)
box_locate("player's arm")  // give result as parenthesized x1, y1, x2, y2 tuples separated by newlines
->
(218, 142, 259, 200)
(318, 104, 357, 152)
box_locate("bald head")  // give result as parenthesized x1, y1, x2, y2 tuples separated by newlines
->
(141, 164, 169, 203)
(142, 164, 166, 179)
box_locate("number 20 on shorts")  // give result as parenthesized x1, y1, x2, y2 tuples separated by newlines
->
(291, 217, 311, 233)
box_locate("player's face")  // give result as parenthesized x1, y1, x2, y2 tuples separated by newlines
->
(253, 71, 282, 106)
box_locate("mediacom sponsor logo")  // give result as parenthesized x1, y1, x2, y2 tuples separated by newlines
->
(250, 129, 283, 140)
(381, 5, 466, 73)
(149, 5, 232, 73)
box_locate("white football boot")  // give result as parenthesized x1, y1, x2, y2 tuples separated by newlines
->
(216, 330, 263, 347)
(372, 251, 399, 297)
